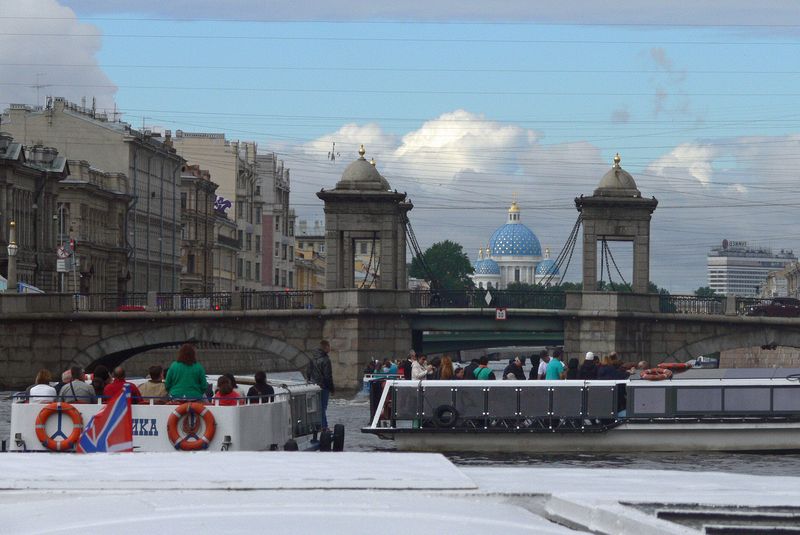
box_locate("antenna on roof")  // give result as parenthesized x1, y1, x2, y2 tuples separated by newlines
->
(31, 73, 51, 107)
(327, 141, 340, 163)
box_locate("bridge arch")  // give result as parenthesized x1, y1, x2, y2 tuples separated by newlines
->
(671, 326, 800, 361)
(71, 323, 310, 373)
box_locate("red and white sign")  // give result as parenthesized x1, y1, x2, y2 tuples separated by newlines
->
(495, 307, 507, 320)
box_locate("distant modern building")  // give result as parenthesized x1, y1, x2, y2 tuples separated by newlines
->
(3, 98, 184, 292)
(707, 240, 797, 297)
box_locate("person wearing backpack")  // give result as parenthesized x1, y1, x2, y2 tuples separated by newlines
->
(474, 356, 496, 380)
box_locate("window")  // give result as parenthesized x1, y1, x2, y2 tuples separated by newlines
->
(274, 268, 280, 286)
(255, 263, 260, 281)
(255, 207, 262, 222)
(246, 233, 252, 252)
(255, 185, 261, 196)
(275, 242, 279, 257)
(237, 230, 243, 246)
(180, 192, 187, 210)
(281, 270, 287, 287)
(288, 271, 293, 288)
(282, 244, 287, 260)
(275, 216, 280, 231)
(237, 258, 243, 278)
(515, 268, 520, 282)
(236, 201, 243, 218)
(255, 235, 261, 253)
(246, 261, 251, 280)
(360, 242, 368, 255)
(187, 254, 195, 274)
(289, 246, 294, 259)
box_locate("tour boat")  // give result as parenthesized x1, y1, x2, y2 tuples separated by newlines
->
(9, 375, 321, 453)
(362, 368, 800, 453)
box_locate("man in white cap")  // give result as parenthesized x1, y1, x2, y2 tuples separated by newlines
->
(578, 351, 599, 380)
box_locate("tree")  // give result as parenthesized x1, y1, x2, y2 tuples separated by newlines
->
(694, 286, 718, 298)
(409, 240, 474, 290)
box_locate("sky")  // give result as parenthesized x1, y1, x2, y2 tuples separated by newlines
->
(2, 0, 800, 292)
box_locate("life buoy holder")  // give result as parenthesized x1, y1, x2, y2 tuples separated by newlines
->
(640, 368, 673, 381)
(166, 402, 216, 451)
(657, 362, 691, 372)
(433, 404, 459, 427)
(35, 402, 83, 452)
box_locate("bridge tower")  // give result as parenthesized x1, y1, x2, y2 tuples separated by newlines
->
(575, 154, 658, 294)
(317, 145, 412, 291)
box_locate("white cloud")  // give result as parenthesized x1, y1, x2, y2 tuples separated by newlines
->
(0, 0, 117, 111)
(646, 143, 718, 186)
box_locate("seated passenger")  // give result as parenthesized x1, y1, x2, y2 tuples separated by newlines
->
(213, 375, 243, 406)
(139, 365, 168, 402)
(91, 365, 111, 397)
(246, 370, 275, 403)
(58, 365, 97, 404)
(103, 366, 144, 403)
(165, 343, 208, 400)
(28, 369, 57, 403)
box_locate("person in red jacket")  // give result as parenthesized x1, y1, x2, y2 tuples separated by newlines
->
(213, 375, 243, 406)
(103, 366, 143, 403)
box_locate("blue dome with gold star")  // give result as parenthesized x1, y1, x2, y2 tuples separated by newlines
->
(489, 200, 542, 257)
(536, 258, 558, 275)
(474, 257, 501, 275)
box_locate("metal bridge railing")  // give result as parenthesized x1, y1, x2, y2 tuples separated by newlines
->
(659, 294, 725, 315)
(410, 290, 566, 309)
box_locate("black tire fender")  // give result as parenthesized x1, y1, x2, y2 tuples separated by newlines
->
(433, 404, 459, 428)
(332, 423, 345, 452)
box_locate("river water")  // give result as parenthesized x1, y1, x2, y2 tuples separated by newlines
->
(5, 391, 800, 477)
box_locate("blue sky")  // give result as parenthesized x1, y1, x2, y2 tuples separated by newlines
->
(3, 0, 800, 291)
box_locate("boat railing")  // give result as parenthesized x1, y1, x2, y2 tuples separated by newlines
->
(11, 393, 290, 405)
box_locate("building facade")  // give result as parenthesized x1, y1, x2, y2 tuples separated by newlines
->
(58, 159, 130, 294)
(707, 240, 797, 297)
(256, 153, 294, 289)
(179, 165, 218, 293)
(170, 131, 263, 290)
(0, 134, 67, 291)
(3, 98, 183, 292)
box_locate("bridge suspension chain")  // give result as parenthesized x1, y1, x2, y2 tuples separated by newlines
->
(402, 213, 441, 289)
(540, 214, 582, 288)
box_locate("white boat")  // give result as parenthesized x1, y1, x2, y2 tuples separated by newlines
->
(9, 376, 321, 452)
(362, 368, 800, 453)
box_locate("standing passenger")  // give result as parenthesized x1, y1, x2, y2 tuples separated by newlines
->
(537, 350, 551, 380)
(165, 343, 208, 400)
(474, 356, 496, 380)
(565, 358, 580, 380)
(544, 350, 566, 380)
(578, 352, 599, 380)
(439, 356, 454, 380)
(307, 340, 335, 431)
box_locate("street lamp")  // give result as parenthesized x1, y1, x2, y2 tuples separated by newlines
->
(6, 220, 18, 293)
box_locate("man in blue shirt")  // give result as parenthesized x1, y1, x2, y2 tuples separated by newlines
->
(545, 349, 566, 380)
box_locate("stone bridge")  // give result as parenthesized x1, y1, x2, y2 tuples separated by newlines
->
(3, 291, 800, 389)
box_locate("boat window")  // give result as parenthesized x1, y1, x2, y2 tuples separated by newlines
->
(421, 386, 453, 417)
(552, 387, 584, 417)
(586, 385, 617, 419)
(724, 387, 770, 412)
(520, 387, 550, 418)
(630, 386, 667, 416)
(676, 387, 722, 413)
(773, 387, 800, 412)
(394, 387, 419, 419)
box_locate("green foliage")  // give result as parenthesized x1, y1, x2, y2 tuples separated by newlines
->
(694, 286, 718, 298)
(409, 240, 474, 290)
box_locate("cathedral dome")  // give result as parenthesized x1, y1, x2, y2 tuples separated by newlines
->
(474, 257, 501, 275)
(536, 258, 558, 276)
(489, 201, 542, 257)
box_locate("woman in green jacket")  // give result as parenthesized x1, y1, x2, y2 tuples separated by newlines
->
(165, 343, 208, 399)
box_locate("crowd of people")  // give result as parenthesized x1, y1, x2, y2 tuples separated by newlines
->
(365, 349, 648, 381)
(21, 343, 275, 406)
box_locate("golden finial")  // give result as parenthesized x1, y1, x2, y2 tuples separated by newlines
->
(509, 193, 520, 213)
(358, 144, 366, 159)
(613, 153, 621, 168)
(369, 157, 376, 166)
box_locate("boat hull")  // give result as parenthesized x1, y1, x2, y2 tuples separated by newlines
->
(382, 421, 800, 453)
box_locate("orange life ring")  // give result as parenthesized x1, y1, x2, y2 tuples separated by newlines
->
(640, 368, 673, 381)
(166, 402, 216, 451)
(35, 402, 83, 452)
(657, 362, 691, 372)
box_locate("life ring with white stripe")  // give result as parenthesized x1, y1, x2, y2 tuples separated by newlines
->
(166, 402, 216, 451)
(35, 402, 83, 452)
(657, 362, 691, 372)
